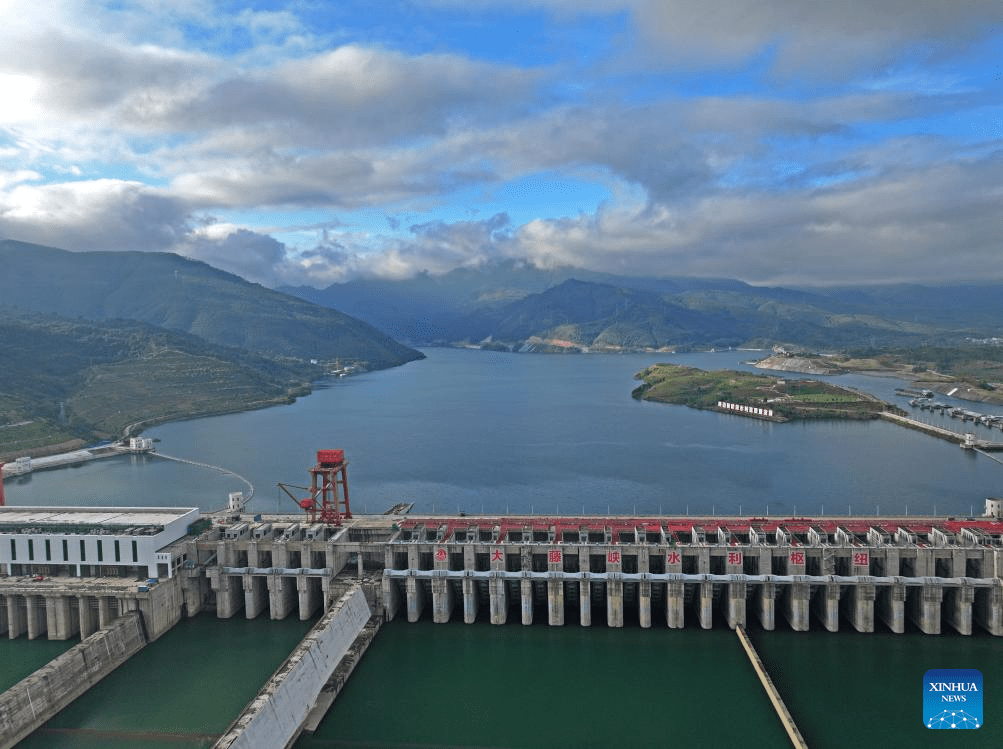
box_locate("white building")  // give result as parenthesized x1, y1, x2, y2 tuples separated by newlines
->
(0, 506, 200, 579)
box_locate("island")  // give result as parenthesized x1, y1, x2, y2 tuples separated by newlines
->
(632, 363, 887, 421)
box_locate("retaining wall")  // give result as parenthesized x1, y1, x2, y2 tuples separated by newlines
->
(213, 585, 372, 749)
(0, 611, 147, 749)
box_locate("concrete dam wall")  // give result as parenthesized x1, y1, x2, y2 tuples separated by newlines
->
(213, 584, 372, 749)
(0, 610, 147, 749)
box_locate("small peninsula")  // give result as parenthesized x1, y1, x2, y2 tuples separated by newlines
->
(632, 364, 886, 421)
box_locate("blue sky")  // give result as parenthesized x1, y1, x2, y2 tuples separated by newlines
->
(1, 0, 1001, 288)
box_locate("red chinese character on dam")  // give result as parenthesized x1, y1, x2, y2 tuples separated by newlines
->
(491, 548, 503, 562)
(667, 551, 681, 565)
(853, 552, 870, 567)
(435, 548, 447, 562)
(789, 551, 806, 566)
(727, 551, 743, 566)
(548, 549, 562, 564)
(607, 550, 621, 564)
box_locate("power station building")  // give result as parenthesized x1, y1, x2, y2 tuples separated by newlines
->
(0, 506, 200, 580)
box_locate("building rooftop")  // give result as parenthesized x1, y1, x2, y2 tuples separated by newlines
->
(0, 506, 198, 534)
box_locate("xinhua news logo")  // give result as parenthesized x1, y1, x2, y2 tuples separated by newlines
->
(923, 669, 983, 729)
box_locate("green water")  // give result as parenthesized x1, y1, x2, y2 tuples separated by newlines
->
(295, 618, 1003, 749)
(13, 614, 313, 749)
(0, 637, 74, 692)
(10, 615, 1002, 749)
(751, 624, 1003, 749)
(296, 619, 791, 749)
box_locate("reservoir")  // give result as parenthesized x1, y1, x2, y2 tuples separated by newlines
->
(7, 348, 1000, 517)
(6, 348, 1003, 747)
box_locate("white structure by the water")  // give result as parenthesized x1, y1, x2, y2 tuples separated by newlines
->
(0, 506, 199, 579)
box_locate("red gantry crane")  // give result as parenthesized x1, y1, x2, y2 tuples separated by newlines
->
(279, 450, 352, 525)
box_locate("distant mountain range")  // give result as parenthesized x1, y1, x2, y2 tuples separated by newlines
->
(0, 240, 422, 369)
(281, 261, 1003, 351)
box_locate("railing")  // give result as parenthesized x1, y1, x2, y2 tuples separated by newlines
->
(382, 568, 1000, 588)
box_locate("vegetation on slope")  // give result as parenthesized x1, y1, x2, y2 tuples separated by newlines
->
(0, 310, 314, 459)
(632, 364, 886, 421)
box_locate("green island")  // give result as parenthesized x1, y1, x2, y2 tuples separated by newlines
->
(632, 364, 887, 421)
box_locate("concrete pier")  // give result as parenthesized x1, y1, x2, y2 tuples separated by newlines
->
(846, 582, 875, 633)
(911, 582, 943, 635)
(757, 581, 777, 631)
(244, 575, 267, 620)
(547, 548, 564, 626)
(666, 581, 685, 628)
(268, 576, 296, 620)
(212, 569, 244, 619)
(7, 596, 26, 639)
(606, 579, 624, 628)
(431, 578, 453, 623)
(463, 577, 478, 624)
(697, 582, 714, 629)
(405, 577, 424, 622)
(606, 549, 623, 628)
(638, 581, 652, 628)
(489, 576, 507, 624)
(815, 581, 840, 632)
(97, 596, 115, 629)
(78, 596, 97, 639)
(26, 596, 45, 640)
(579, 579, 591, 626)
(520, 578, 533, 625)
(547, 579, 564, 626)
(45, 595, 78, 640)
(878, 582, 906, 633)
(945, 582, 974, 635)
(975, 581, 1003, 635)
(783, 551, 809, 631)
(298, 577, 321, 621)
(725, 579, 746, 630)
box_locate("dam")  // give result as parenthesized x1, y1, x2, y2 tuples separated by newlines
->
(4, 503, 1002, 640)
(3, 449, 1003, 747)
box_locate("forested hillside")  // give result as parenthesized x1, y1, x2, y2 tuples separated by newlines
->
(0, 309, 314, 458)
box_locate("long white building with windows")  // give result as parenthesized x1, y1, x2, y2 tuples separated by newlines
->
(0, 506, 200, 580)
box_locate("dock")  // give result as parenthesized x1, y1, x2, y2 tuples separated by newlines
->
(879, 412, 1003, 451)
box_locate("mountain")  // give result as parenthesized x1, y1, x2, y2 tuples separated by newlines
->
(0, 309, 314, 457)
(0, 240, 423, 369)
(281, 261, 995, 352)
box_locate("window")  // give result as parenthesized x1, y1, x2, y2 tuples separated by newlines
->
(10, 539, 16, 560)
(80, 539, 86, 561)
(62, 539, 69, 561)
(97, 540, 103, 562)
(28, 539, 34, 561)
(45, 539, 51, 561)
(114, 540, 121, 563)
(132, 540, 138, 562)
